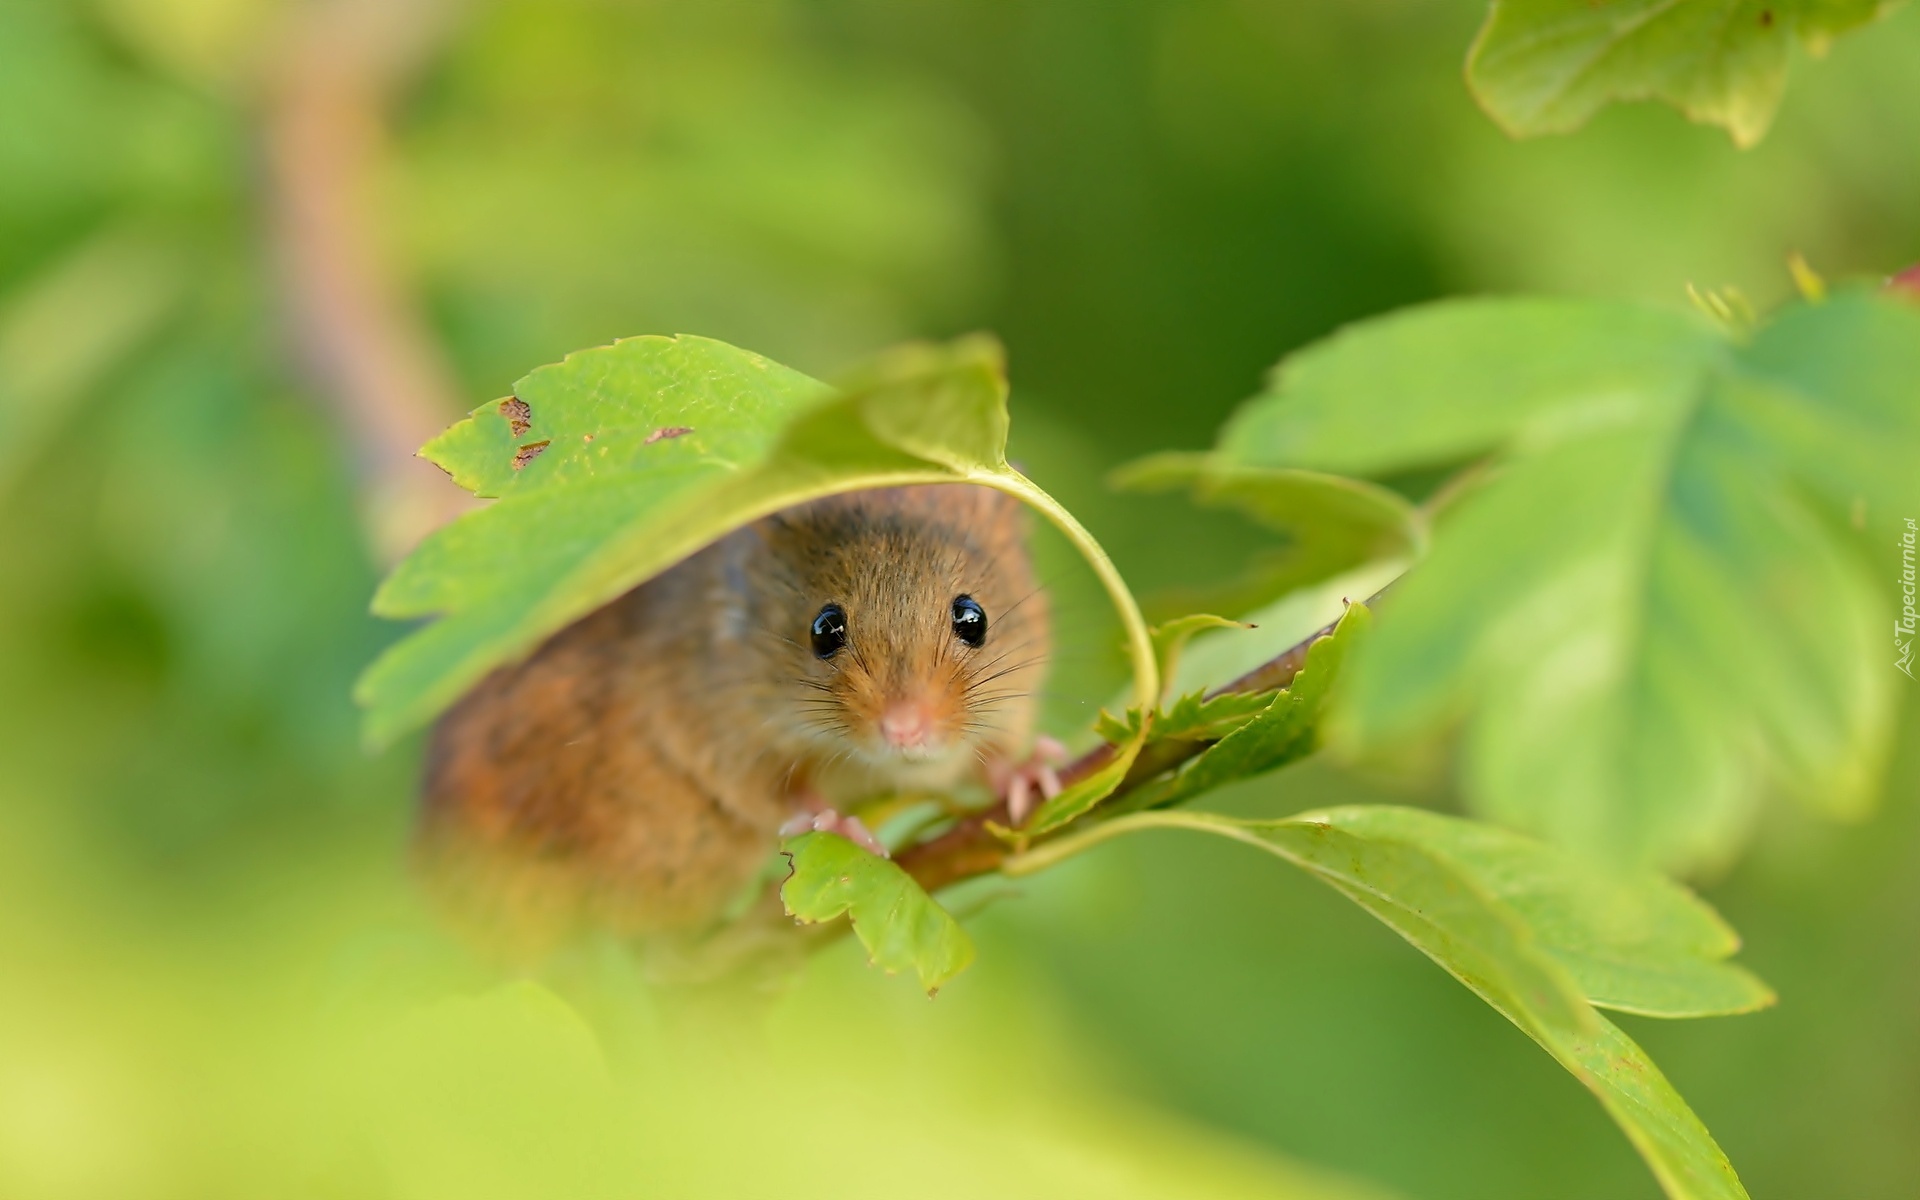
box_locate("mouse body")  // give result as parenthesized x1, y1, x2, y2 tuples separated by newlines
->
(418, 483, 1049, 943)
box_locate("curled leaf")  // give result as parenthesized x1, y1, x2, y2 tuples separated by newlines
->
(357, 334, 1159, 746)
(1117, 454, 1422, 622)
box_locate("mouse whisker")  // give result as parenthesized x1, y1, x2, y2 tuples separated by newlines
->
(963, 639, 1032, 671)
(992, 584, 1049, 626)
(960, 710, 1021, 729)
(963, 649, 1046, 681)
(963, 693, 1022, 708)
(960, 649, 1045, 689)
(966, 683, 1034, 700)
(965, 662, 1047, 693)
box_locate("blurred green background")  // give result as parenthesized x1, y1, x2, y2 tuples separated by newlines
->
(2, 1, 1916, 1197)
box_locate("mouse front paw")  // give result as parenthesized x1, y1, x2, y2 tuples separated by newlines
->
(987, 735, 1068, 827)
(780, 806, 889, 857)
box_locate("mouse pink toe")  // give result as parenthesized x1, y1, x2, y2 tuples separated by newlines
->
(785, 807, 889, 857)
(1006, 774, 1033, 825)
(991, 738, 1067, 827)
(834, 814, 887, 856)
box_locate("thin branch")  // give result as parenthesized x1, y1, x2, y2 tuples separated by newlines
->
(261, 0, 475, 563)
(896, 590, 1380, 895)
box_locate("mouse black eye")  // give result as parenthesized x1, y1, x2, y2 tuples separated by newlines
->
(810, 603, 848, 659)
(951, 595, 986, 648)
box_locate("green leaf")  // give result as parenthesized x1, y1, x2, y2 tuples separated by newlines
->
(1117, 454, 1423, 623)
(1308, 807, 1774, 1018)
(1121, 603, 1369, 813)
(417, 334, 824, 500)
(1024, 718, 1151, 837)
(1133, 689, 1279, 745)
(1466, 0, 1893, 149)
(1093, 707, 1138, 745)
(1009, 806, 1760, 1200)
(780, 831, 975, 994)
(356, 334, 1157, 746)
(1212, 290, 1915, 872)
(1093, 681, 1278, 752)
(1151, 613, 1254, 696)
(1218, 298, 1720, 475)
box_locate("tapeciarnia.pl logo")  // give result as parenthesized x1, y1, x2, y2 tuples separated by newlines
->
(1899, 518, 1917, 679)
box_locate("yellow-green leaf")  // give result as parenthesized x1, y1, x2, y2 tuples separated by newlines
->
(1467, 0, 1895, 148)
(781, 831, 975, 994)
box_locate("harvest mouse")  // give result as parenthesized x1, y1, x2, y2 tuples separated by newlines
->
(418, 483, 1058, 944)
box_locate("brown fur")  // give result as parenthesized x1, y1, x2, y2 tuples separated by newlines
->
(418, 484, 1047, 949)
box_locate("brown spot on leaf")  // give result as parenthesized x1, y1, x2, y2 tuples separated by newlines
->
(511, 440, 551, 470)
(644, 425, 694, 445)
(499, 396, 532, 437)
(1758, 8, 1773, 25)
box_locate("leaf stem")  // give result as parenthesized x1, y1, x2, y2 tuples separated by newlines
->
(1001, 810, 1238, 876)
(980, 470, 1159, 709)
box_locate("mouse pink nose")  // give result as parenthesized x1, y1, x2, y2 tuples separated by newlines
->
(880, 701, 934, 749)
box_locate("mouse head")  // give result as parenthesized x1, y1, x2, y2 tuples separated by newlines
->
(755, 485, 1047, 769)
